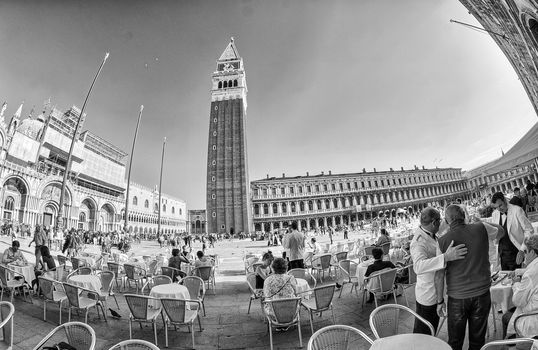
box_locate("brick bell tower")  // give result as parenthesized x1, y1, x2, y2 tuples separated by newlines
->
(206, 38, 252, 235)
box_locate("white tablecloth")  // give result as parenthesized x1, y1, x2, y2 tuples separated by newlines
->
(149, 283, 190, 309)
(370, 334, 451, 350)
(74, 256, 96, 267)
(353, 259, 373, 289)
(68, 275, 102, 292)
(8, 263, 35, 283)
(295, 278, 311, 299)
(491, 278, 514, 313)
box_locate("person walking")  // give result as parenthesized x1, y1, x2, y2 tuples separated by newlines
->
(29, 224, 48, 267)
(436, 205, 505, 350)
(282, 222, 305, 269)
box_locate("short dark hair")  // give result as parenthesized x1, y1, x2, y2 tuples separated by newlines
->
(262, 251, 274, 261)
(291, 222, 298, 230)
(196, 250, 204, 259)
(491, 192, 506, 204)
(40, 245, 51, 257)
(372, 248, 383, 260)
(272, 257, 288, 274)
(12, 240, 20, 248)
(514, 187, 520, 192)
(171, 248, 180, 257)
(380, 228, 389, 236)
(311, 237, 316, 243)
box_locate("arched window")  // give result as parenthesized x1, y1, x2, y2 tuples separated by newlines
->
(254, 204, 260, 215)
(263, 204, 269, 215)
(4, 197, 14, 211)
(133, 196, 138, 206)
(218, 81, 222, 89)
(179, 208, 182, 215)
(272, 203, 277, 214)
(144, 199, 149, 208)
(308, 201, 313, 211)
(79, 212, 86, 222)
(223, 81, 228, 88)
(299, 202, 305, 212)
(172, 207, 175, 214)
(163, 204, 167, 212)
(228, 80, 232, 87)
(234, 80, 238, 87)
(154, 203, 159, 211)
(281, 202, 287, 213)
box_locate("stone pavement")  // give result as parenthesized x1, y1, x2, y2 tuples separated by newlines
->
(0, 235, 506, 349)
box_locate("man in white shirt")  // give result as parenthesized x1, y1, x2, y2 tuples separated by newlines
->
(282, 222, 305, 269)
(410, 207, 467, 334)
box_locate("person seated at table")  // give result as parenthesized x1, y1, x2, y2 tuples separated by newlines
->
(181, 245, 193, 261)
(255, 251, 274, 289)
(168, 248, 190, 281)
(263, 258, 297, 324)
(374, 228, 391, 247)
(502, 235, 538, 340)
(365, 248, 396, 303)
(194, 250, 213, 268)
(2, 240, 27, 265)
(307, 237, 321, 254)
(32, 246, 57, 293)
(395, 242, 412, 284)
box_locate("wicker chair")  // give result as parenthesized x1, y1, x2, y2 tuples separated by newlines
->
(124, 294, 161, 346)
(124, 264, 147, 293)
(107, 262, 125, 290)
(161, 267, 186, 282)
(98, 271, 120, 310)
(362, 268, 398, 308)
(192, 266, 215, 294)
(160, 298, 203, 348)
(146, 260, 159, 277)
(263, 297, 303, 350)
(395, 264, 417, 307)
(0, 264, 31, 302)
(380, 242, 391, 257)
(307, 324, 374, 350)
(514, 311, 538, 337)
(71, 257, 85, 270)
(39, 277, 68, 324)
(369, 304, 434, 338)
(32, 321, 96, 350)
(108, 339, 160, 350)
(57, 254, 70, 271)
(140, 275, 173, 295)
(338, 260, 359, 298)
(46, 265, 66, 282)
(182, 276, 206, 316)
(363, 245, 375, 259)
(66, 267, 93, 280)
(0, 301, 14, 349)
(480, 338, 536, 350)
(287, 268, 317, 289)
(311, 254, 333, 282)
(331, 251, 349, 275)
(63, 283, 107, 324)
(245, 273, 262, 314)
(301, 284, 336, 334)
(244, 257, 259, 274)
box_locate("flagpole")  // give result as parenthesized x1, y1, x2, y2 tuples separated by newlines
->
(56, 52, 110, 231)
(157, 137, 166, 236)
(123, 105, 144, 233)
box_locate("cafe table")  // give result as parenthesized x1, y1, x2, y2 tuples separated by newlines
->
(68, 274, 102, 292)
(353, 259, 374, 289)
(370, 334, 451, 350)
(491, 272, 514, 313)
(295, 278, 311, 299)
(8, 262, 35, 283)
(148, 283, 190, 309)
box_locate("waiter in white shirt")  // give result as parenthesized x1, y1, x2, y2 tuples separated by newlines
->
(410, 207, 467, 334)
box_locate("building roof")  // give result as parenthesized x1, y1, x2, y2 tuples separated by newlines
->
(218, 37, 240, 61)
(466, 122, 538, 178)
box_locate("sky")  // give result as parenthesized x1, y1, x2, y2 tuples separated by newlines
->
(0, 0, 536, 210)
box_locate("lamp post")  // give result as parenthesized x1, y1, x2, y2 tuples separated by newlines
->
(56, 52, 109, 231)
(123, 105, 144, 233)
(157, 137, 166, 236)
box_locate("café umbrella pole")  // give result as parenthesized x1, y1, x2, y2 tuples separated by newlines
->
(157, 137, 166, 237)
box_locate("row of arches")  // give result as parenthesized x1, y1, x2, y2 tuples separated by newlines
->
(217, 80, 238, 89)
(127, 226, 181, 235)
(132, 196, 182, 215)
(253, 183, 467, 216)
(126, 211, 183, 227)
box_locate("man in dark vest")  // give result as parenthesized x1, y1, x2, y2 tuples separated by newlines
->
(435, 205, 505, 350)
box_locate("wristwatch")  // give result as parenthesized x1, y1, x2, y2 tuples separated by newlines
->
(437, 299, 444, 305)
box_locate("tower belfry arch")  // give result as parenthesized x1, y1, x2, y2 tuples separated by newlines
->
(206, 38, 252, 234)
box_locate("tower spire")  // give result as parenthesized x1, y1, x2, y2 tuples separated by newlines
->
(218, 37, 241, 61)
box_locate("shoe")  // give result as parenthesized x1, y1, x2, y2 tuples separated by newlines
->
(335, 283, 342, 289)
(366, 298, 374, 304)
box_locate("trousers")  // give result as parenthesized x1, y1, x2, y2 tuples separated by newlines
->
(447, 291, 491, 350)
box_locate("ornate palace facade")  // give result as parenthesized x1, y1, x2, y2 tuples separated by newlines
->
(251, 167, 469, 232)
(0, 101, 187, 234)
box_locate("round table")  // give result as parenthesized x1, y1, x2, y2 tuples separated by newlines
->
(148, 284, 190, 309)
(353, 259, 373, 289)
(491, 275, 514, 313)
(68, 275, 102, 292)
(370, 334, 451, 350)
(74, 256, 96, 267)
(295, 278, 311, 299)
(8, 263, 35, 284)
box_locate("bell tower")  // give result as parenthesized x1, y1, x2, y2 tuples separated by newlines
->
(206, 38, 252, 235)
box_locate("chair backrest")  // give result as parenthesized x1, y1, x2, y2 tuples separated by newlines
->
(0, 301, 14, 348)
(124, 294, 149, 320)
(63, 283, 82, 308)
(369, 268, 397, 293)
(71, 257, 83, 270)
(51, 264, 65, 281)
(246, 273, 257, 294)
(307, 325, 373, 350)
(38, 277, 57, 300)
(107, 262, 120, 275)
(79, 267, 93, 275)
(100, 271, 115, 293)
(194, 266, 213, 281)
(57, 255, 67, 266)
(335, 251, 348, 262)
(287, 268, 307, 280)
(182, 276, 204, 299)
(339, 260, 351, 278)
(369, 304, 434, 338)
(313, 284, 336, 310)
(160, 266, 176, 279)
(152, 275, 173, 286)
(317, 254, 332, 269)
(107, 339, 160, 350)
(160, 298, 188, 323)
(123, 264, 137, 279)
(34, 321, 96, 350)
(380, 242, 391, 255)
(514, 312, 538, 337)
(0, 266, 9, 287)
(480, 338, 536, 350)
(147, 260, 158, 276)
(265, 297, 301, 324)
